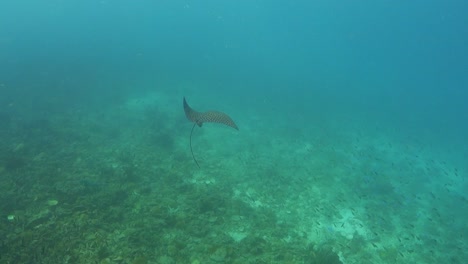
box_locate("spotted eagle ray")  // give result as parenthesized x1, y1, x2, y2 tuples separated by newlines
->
(183, 97, 238, 167)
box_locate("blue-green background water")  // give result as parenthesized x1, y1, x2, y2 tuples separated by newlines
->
(1, 1, 467, 263)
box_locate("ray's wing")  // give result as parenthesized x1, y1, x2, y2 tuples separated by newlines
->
(183, 97, 238, 130)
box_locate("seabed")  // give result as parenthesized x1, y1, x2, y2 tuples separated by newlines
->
(0, 91, 466, 264)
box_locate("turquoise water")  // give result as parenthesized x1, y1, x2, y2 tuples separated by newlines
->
(1, 1, 467, 263)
